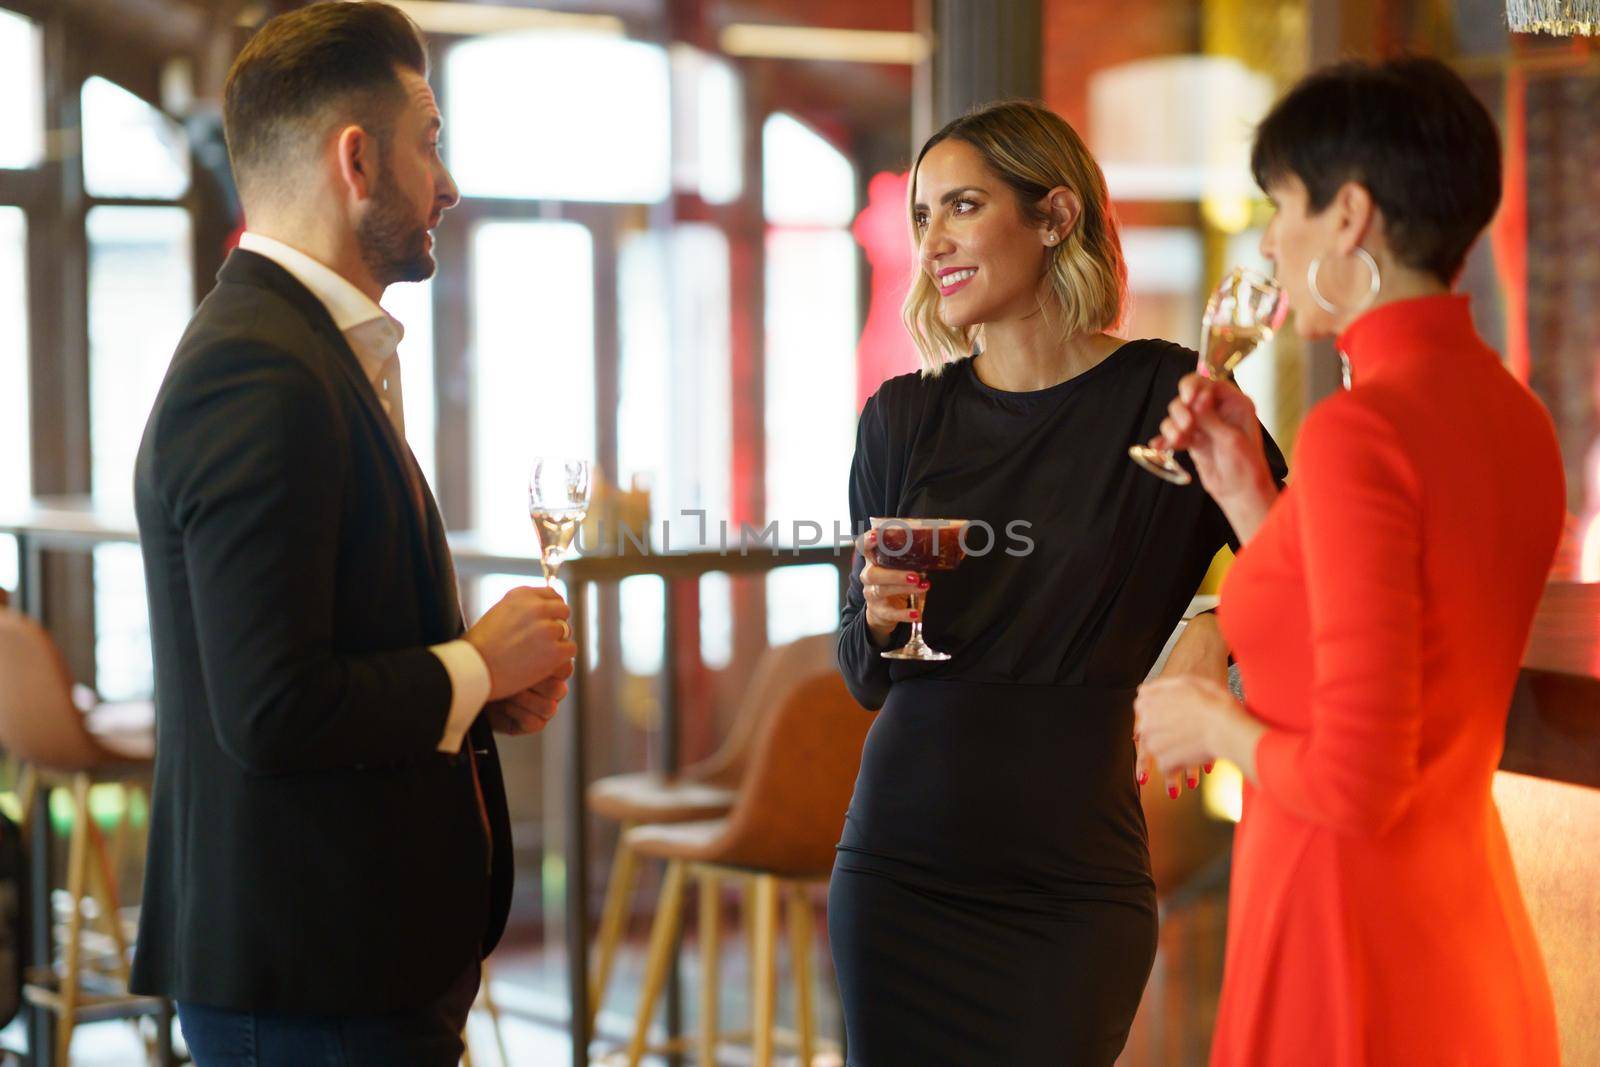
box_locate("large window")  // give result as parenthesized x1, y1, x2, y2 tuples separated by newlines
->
(0, 10, 42, 171)
(82, 76, 190, 199)
(616, 224, 737, 673)
(82, 77, 194, 700)
(0, 8, 40, 592)
(86, 207, 192, 507)
(763, 112, 857, 227)
(763, 113, 858, 640)
(380, 279, 438, 486)
(471, 219, 596, 544)
(617, 224, 732, 525)
(670, 46, 743, 205)
(87, 206, 192, 700)
(445, 33, 671, 203)
(0, 206, 28, 592)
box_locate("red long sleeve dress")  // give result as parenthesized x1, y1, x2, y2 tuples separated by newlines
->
(1213, 295, 1565, 1065)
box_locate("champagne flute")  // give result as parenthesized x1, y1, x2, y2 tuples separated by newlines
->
(1128, 266, 1288, 486)
(529, 458, 591, 584)
(867, 517, 969, 661)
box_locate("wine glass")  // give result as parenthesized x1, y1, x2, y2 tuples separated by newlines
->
(1128, 266, 1289, 485)
(867, 517, 969, 661)
(529, 458, 592, 584)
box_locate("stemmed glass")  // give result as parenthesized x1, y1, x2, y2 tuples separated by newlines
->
(867, 517, 969, 661)
(1128, 266, 1289, 485)
(528, 458, 592, 584)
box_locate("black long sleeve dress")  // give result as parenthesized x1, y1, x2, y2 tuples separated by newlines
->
(828, 341, 1286, 1067)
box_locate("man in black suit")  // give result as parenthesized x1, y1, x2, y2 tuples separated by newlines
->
(130, 4, 576, 1062)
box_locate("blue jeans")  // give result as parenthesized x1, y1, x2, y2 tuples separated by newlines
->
(176, 964, 479, 1067)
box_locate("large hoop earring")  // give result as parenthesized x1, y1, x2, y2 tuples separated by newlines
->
(1307, 247, 1381, 315)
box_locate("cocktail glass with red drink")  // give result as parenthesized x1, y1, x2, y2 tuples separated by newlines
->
(866, 517, 969, 661)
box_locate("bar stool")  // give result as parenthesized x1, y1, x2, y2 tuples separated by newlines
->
(616, 668, 873, 1067)
(0, 608, 163, 1065)
(460, 962, 509, 1067)
(585, 633, 834, 1032)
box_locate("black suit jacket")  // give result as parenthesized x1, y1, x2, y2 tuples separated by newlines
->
(130, 249, 513, 1013)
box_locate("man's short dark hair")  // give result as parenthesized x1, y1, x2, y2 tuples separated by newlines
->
(1251, 56, 1501, 284)
(223, 1, 427, 195)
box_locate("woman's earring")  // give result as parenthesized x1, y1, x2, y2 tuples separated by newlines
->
(1045, 232, 1058, 245)
(1307, 247, 1381, 315)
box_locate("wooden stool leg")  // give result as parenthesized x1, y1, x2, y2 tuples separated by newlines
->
(749, 875, 778, 1067)
(590, 827, 639, 1032)
(57, 774, 93, 1067)
(697, 869, 721, 1067)
(786, 884, 816, 1067)
(86, 816, 129, 979)
(107, 782, 134, 896)
(85, 813, 159, 1067)
(626, 859, 688, 1067)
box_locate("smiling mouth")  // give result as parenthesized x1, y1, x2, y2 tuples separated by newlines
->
(937, 268, 977, 296)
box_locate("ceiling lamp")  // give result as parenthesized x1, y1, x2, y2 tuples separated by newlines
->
(719, 24, 929, 65)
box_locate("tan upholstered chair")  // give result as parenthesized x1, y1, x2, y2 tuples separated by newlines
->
(0, 609, 160, 1065)
(584, 633, 835, 1032)
(617, 667, 873, 1067)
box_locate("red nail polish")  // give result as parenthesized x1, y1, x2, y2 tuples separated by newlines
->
(905, 574, 919, 584)
(1187, 776, 1199, 790)
(1203, 761, 1216, 774)
(908, 610, 920, 621)
(1168, 786, 1179, 800)
(1137, 771, 1148, 786)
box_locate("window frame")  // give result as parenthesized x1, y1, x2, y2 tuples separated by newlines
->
(1, 0, 203, 685)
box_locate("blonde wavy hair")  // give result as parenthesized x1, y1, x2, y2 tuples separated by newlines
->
(903, 100, 1126, 376)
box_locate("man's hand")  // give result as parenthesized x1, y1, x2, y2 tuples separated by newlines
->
(486, 660, 573, 736)
(465, 586, 578, 701)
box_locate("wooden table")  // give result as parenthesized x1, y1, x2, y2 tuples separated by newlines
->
(2, 497, 851, 1066)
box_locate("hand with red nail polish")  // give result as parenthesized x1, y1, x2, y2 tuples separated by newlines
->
(1133, 730, 1158, 793)
(1134, 674, 1247, 794)
(858, 550, 929, 647)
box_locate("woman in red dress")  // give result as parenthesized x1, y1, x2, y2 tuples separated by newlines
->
(1134, 57, 1565, 1065)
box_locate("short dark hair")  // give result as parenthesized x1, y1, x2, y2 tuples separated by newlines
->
(1251, 56, 1501, 284)
(223, 1, 427, 194)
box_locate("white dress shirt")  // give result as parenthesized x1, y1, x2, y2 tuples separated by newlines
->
(238, 232, 490, 754)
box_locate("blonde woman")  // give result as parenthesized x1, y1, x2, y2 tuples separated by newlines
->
(827, 101, 1285, 1066)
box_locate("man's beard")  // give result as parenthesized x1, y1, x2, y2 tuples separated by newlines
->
(357, 168, 433, 286)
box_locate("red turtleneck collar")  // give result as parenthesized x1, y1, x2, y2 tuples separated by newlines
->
(1334, 294, 1489, 379)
